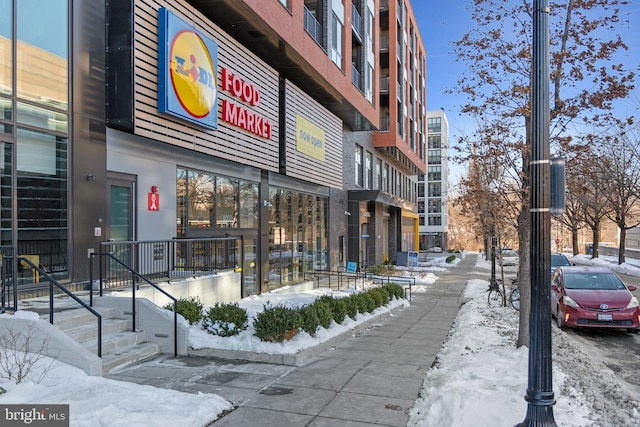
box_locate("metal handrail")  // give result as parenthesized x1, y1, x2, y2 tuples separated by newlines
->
(90, 252, 178, 357)
(367, 273, 414, 301)
(304, 269, 366, 290)
(16, 256, 104, 356)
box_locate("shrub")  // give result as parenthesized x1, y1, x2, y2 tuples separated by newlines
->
(318, 295, 347, 324)
(383, 283, 404, 300)
(368, 263, 395, 276)
(164, 296, 203, 325)
(201, 303, 248, 337)
(300, 304, 321, 336)
(312, 298, 334, 329)
(446, 254, 456, 263)
(350, 293, 375, 314)
(375, 286, 391, 305)
(367, 288, 385, 308)
(338, 295, 356, 320)
(253, 304, 303, 342)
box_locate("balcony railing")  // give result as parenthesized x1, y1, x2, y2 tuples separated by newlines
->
(352, 65, 362, 91)
(379, 34, 389, 51)
(380, 77, 389, 93)
(304, 6, 322, 45)
(351, 4, 363, 41)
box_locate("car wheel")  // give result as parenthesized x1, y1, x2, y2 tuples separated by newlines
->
(556, 306, 565, 330)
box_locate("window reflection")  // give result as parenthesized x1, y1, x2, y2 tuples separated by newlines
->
(16, 128, 68, 279)
(0, 0, 12, 96)
(178, 168, 259, 231)
(267, 188, 328, 290)
(16, 0, 68, 110)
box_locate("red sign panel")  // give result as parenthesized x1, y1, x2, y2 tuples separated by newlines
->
(148, 193, 160, 211)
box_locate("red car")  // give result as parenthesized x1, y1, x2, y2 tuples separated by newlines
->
(551, 266, 640, 332)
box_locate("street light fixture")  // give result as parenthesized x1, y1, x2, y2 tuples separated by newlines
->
(517, 0, 558, 425)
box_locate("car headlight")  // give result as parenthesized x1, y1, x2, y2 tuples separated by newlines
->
(627, 296, 639, 309)
(563, 295, 580, 308)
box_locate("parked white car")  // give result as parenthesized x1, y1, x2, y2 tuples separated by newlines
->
(499, 250, 519, 267)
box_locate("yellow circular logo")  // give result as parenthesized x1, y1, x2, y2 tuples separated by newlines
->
(169, 30, 217, 118)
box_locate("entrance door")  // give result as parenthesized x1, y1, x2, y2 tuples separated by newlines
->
(107, 175, 135, 265)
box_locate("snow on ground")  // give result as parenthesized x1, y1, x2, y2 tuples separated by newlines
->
(2, 252, 640, 426)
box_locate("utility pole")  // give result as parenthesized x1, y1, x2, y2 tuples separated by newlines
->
(516, 0, 558, 425)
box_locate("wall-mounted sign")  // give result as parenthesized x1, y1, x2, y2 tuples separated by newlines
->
(158, 8, 218, 129)
(220, 67, 273, 139)
(295, 114, 325, 161)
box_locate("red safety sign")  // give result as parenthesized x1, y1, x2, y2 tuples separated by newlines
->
(148, 192, 160, 211)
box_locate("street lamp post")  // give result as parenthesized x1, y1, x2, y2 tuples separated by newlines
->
(517, 0, 558, 426)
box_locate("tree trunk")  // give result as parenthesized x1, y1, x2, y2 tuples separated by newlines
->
(619, 226, 626, 264)
(571, 224, 579, 255)
(592, 224, 600, 258)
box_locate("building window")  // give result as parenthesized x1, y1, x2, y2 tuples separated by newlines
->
(177, 169, 259, 231)
(417, 182, 424, 198)
(365, 151, 373, 189)
(330, 11, 343, 68)
(279, 0, 289, 8)
(427, 117, 441, 133)
(267, 188, 328, 289)
(428, 199, 441, 213)
(428, 135, 441, 149)
(375, 158, 382, 189)
(1, 0, 71, 280)
(428, 149, 441, 165)
(419, 216, 425, 226)
(418, 200, 424, 213)
(428, 215, 442, 226)
(428, 166, 441, 181)
(383, 163, 389, 192)
(428, 182, 441, 197)
(355, 144, 363, 186)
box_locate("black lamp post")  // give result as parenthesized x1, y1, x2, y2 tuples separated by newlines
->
(516, 0, 558, 426)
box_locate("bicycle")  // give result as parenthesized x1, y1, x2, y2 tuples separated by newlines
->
(487, 278, 504, 307)
(488, 277, 520, 310)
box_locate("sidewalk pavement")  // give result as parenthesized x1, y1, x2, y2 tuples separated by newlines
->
(106, 254, 487, 426)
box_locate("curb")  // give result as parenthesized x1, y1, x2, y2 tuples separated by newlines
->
(187, 303, 407, 366)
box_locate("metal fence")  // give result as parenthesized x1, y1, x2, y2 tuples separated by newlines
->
(95, 237, 242, 290)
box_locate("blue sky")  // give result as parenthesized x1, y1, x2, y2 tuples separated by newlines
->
(411, 0, 639, 182)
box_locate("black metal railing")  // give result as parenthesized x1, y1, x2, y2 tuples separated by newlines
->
(304, 269, 367, 290)
(14, 255, 104, 356)
(97, 237, 242, 290)
(90, 252, 178, 357)
(367, 274, 414, 301)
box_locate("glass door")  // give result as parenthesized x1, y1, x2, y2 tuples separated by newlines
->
(107, 176, 135, 267)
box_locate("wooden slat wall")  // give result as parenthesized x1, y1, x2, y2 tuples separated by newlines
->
(284, 80, 343, 189)
(133, 0, 280, 171)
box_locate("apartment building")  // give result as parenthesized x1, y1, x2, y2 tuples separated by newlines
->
(0, 0, 426, 298)
(418, 110, 449, 251)
(345, 0, 425, 268)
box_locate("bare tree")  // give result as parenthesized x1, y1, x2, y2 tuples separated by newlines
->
(593, 124, 640, 264)
(451, 0, 635, 347)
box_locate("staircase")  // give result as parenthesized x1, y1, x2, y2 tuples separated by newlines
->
(42, 306, 162, 375)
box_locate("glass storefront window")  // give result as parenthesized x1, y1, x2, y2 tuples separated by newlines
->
(178, 168, 259, 232)
(17, 101, 68, 133)
(267, 188, 327, 290)
(216, 177, 238, 228)
(187, 170, 214, 228)
(239, 181, 258, 228)
(17, 0, 68, 110)
(0, 142, 12, 245)
(17, 128, 68, 279)
(0, 0, 12, 96)
(176, 168, 187, 237)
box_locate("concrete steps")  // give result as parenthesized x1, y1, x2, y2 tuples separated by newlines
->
(41, 306, 161, 375)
